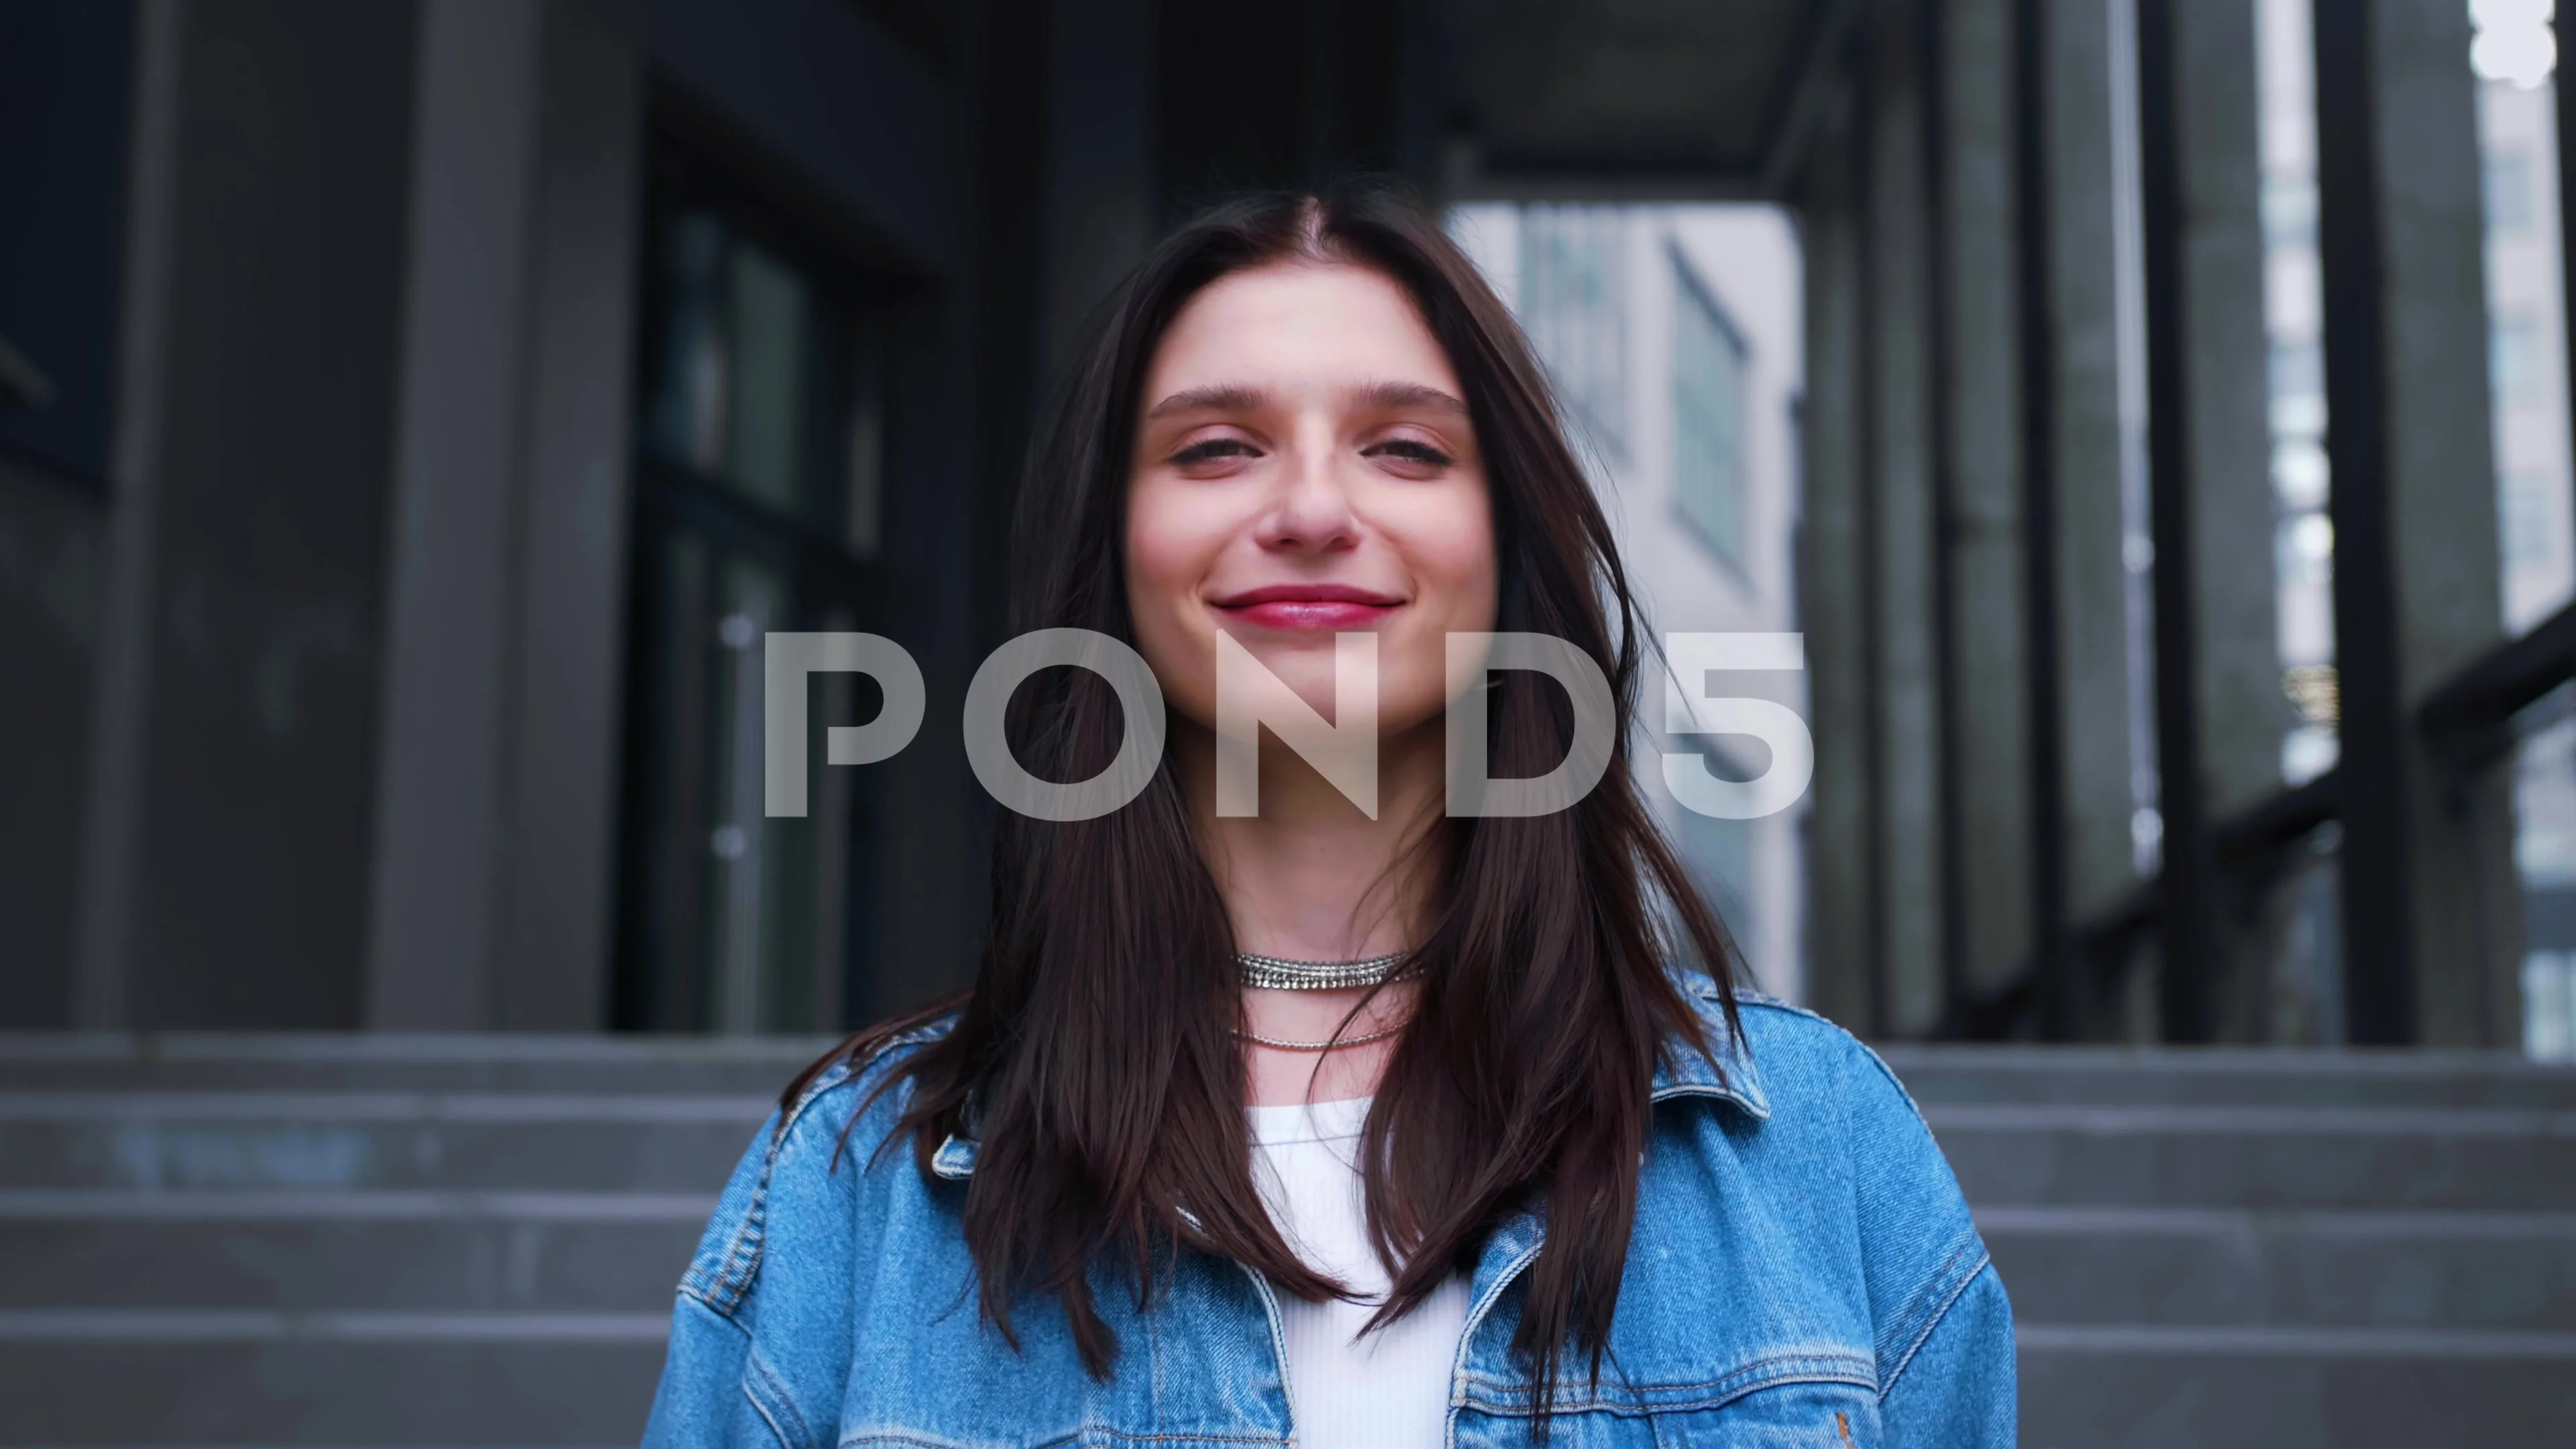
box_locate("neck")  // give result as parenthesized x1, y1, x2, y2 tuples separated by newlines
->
(1176, 716, 1448, 961)
(1173, 716, 1450, 1106)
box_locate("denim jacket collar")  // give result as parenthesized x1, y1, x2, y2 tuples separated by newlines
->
(927, 980, 1769, 1182)
(1654, 980, 1772, 1118)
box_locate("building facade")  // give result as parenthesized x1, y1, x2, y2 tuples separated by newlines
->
(1450, 201, 1811, 1003)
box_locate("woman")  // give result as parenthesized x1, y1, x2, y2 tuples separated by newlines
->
(643, 184, 2013, 1448)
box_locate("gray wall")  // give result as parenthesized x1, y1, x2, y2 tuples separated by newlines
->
(116, 0, 419, 1028)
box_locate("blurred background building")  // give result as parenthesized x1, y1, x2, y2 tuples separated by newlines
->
(1449, 201, 1812, 1002)
(2, 0, 2574, 1443)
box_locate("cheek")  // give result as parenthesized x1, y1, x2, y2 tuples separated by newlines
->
(1381, 486, 1499, 717)
(1123, 484, 1222, 709)
(1124, 480, 1216, 616)
(1406, 489, 1499, 631)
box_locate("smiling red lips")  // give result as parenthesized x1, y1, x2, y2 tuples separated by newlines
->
(1212, 582, 1405, 631)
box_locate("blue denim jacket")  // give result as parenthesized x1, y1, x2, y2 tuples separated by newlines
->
(641, 985, 2015, 1446)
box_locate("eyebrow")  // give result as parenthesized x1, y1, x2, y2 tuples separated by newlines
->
(1142, 384, 1267, 420)
(1140, 379, 1470, 421)
(1353, 380, 1469, 416)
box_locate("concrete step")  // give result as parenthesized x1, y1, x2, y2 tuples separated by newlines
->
(1880, 1044, 2576, 1110)
(2016, 1324, 2576, 1446)
(7, 1036, 2571, 1448)
(1984, 1205, 2576, 1332)
(0, 1090, 777, 1192)
(0, 1189, 709, 1311)
(0, 1315, 667, 1446)
(0, 1032, 839, 1095)
(1925, 1101, 2576, 1210)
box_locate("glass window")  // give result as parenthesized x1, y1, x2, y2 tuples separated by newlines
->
(1671, 253, 1750, 563)
(2267, 341, 2324, 419)
(2260, 172, 2318, 247)
(617, 163, 892, 1035)
(1519, 205, 1628, 455)
(2487, 149, 2536, 236)
(726, 244, 814, 512)
(2504, 471, 2559, 565)
(2493, 313, 2549, 405)
(1680, 792, 1754, 943)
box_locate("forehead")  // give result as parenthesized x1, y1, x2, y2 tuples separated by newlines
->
(1144, 261, 1460, 398)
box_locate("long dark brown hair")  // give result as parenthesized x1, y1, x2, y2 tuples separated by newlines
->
(793, 181, 1742, 1424)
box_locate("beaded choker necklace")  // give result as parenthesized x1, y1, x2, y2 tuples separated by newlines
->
(1234, 949, 1412, 992)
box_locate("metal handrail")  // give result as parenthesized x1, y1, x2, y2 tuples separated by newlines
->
(2419, 601, 2576, 772)
(1969, 598, 2576, 1041)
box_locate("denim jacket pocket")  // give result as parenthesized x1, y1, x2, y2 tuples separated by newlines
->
(1448, 1341, 1881, 1447)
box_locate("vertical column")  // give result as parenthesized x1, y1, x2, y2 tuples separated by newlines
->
(2041, 0, 2143, 1024)
(117, 0, 421, 1028)
(2167, 0, 2281, 825)
(1795, 87, 1880, 1034)
(1864, 5, 1949, 1037)
(2134, 0, 2214, 1040)
(2314, 0, 2518, 1044)
(364, 0, 545, 1029)
(72, 0, 184, 1029)
(2013, 0, 2073, 1033)
(488, 0, 647, 1030)
(1936, 0, 2036, 1018)
(2137, 0, 2283, 1040)
(370, 0, 650, 1031)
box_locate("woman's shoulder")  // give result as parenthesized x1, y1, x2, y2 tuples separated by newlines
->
(1666, 978, 1976, 1236)
(644, 1017, 965, 1442)
(674, 1010, 961, 1322)
(1674, 977, 1932, 1126)
(1662, 979, 2004, 1398)
(782, 1010, 961, 1132)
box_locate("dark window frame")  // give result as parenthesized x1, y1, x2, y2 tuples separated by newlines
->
(610, 120, 899, 1035)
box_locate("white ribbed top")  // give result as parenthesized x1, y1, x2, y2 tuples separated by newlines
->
(1247, 1096, 1470, 1449)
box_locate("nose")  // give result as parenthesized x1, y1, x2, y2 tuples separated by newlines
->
(1252, 430, 1360, 557)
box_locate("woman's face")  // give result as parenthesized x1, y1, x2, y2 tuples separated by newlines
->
(1124, 260, 1498, 745)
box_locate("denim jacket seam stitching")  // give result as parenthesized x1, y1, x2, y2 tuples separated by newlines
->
(1456, 1348, 1877, 1413)
(680, 1215, 760, 1316)
(702, 1054, 889, 1316)
(1876, 1246, 1994, 1403)
(1071, 1423, 1283, 1433)
(709, 1191, 765, 1311)
(671, 1284, 755, 1336)
(743, 1381, 794, 1449)
(1460, 1347, 1874, 1393)
(702, 1144, 773, 1314)
(1456, 1374, 1879, 1419)
(745, 1343, 812, 1449)
(839, 1423, 1283, 1433)
(839, 1434, 1055, 1449)
(1872, 1230, 1984, 1369)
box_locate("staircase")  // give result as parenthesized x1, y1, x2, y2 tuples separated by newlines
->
(1881, 1044, 2576, 1446)
(0, 1034, 826, 1447)
(3, 1036, 2571, 1446)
